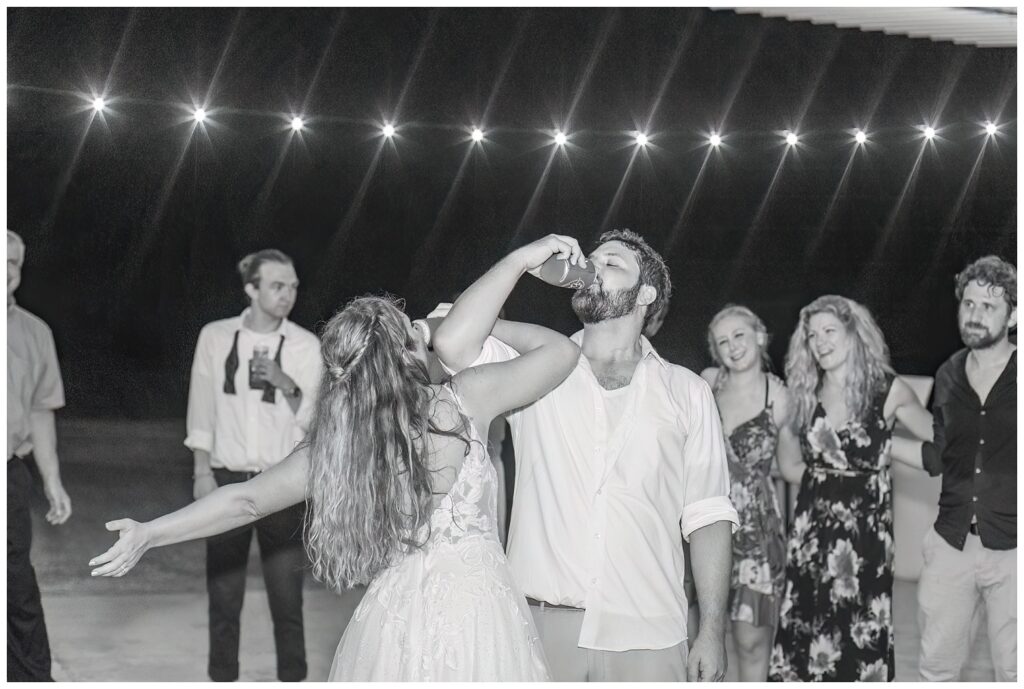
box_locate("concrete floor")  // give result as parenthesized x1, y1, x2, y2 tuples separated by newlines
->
(47, 589, 359, 681)
(29, 419, 998, 681)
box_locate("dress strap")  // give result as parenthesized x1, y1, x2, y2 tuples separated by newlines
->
(443, 381, 481, 444)
(764, 374, 770, 409)
(444, 381, 470, 415)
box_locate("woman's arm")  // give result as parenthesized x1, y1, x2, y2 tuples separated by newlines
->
(886, 377, 934, 469)
(90, 445, 310, 577)
(773, 385, 806, 485)
(454, 336, 580, 428)
(489, 318, 575, 357)
(890, 377, 934, 439)
(891, 436, 925, 470)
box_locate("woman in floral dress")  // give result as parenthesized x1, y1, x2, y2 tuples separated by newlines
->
(701, 305, 803, 681)
(769, 295, 932, 682)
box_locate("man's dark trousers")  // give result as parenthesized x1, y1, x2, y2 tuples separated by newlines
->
(8, 455, 53, 682)
(207, 468, 307, 682)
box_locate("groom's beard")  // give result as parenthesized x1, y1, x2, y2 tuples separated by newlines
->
(571, 280, 642, 324)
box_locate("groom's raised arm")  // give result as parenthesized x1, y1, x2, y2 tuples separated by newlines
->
(434, 234, 583, 372)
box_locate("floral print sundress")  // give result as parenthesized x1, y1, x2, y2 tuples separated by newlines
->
(769, 375, 895, 682)
(713, 372, 786, 629)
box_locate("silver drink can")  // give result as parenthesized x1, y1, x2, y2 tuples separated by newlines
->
(535, 255, 597, 289)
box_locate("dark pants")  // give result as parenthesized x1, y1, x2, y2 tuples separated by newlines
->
(207, 468, 307, 682)
(7, 455, 53, 682)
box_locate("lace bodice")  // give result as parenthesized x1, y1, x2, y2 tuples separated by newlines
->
(358, 384, 507, 615)
(333, 386, 548, 680)
(426, 391, 502, 548)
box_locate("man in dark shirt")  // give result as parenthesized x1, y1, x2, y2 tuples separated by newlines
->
(917, 255, 1016, 682)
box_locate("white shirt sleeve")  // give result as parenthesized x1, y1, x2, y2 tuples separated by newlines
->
(440, 335, 520, 375)
(31, 322, 65, 411)
(184, 326, 217, 453)
(679, 376, 740, 541)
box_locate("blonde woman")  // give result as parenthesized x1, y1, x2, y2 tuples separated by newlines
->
(768, 295, 932, 682)
(700, 305, 800, 681)
(88, 241, 587, 680)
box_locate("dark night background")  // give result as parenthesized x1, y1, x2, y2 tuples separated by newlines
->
(7, 7, 1017, 419)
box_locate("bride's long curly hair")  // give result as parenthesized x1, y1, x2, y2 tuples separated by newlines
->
(784, 295, 893, 431)
(304, 295, 469, 592)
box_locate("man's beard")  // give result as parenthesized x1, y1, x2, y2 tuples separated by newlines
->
(571, 280, 642, 324)
(960, 321, 1007, 350)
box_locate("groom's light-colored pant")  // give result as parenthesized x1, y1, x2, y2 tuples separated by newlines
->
(917, 527, 1016, 682)
(529, 602, 688, 681)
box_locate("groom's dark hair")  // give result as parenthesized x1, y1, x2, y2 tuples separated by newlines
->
(595, 229, 672, 333)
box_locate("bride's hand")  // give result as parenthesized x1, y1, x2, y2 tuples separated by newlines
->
(89, 519, 151, 577)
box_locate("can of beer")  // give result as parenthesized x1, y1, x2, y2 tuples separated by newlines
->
(534, 255, 597, 290)
(249, 344, 270, 389)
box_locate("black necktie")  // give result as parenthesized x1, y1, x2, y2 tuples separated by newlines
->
(223, 331, 240, 395)
(262, 335, 285, 404)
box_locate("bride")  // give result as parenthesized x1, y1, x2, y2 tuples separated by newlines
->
(88, 237, 586, 680)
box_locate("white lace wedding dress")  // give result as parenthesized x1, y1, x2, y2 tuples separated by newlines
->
(328, 391, 550, 681)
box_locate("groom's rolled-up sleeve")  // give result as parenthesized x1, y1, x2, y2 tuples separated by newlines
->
(679, 376, 740, 541)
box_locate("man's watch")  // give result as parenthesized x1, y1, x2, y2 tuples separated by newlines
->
(283, 384, 301, 399)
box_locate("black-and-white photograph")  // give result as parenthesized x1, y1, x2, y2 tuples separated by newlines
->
(6, 4, 1017, 682)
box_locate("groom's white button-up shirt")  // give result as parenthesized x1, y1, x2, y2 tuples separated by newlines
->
(452, 331, 738, 652)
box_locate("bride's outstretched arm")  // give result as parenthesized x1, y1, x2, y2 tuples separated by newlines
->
(89, 445, 309, 577)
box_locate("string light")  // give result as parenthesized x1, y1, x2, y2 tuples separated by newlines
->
(7, 86, 1017, 149)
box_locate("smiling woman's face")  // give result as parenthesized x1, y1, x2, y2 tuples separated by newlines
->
(711, 315, 761, 373)
(806, 311, 851, 371)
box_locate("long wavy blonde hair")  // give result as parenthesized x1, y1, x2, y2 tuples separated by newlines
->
(784, 295, 893, 430)
(304, 295, 469, 592)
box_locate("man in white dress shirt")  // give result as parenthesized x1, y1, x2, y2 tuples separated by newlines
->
(185, 249, 322, 681)
(435, 230, 738, 681)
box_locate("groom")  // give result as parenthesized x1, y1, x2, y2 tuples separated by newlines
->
(435, 230, 738, 681)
